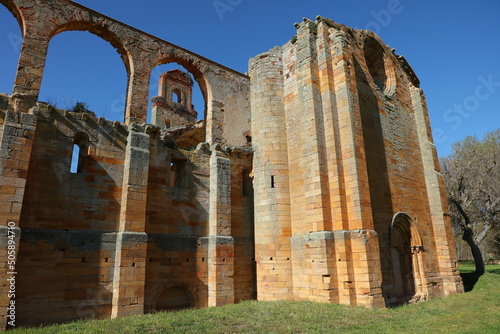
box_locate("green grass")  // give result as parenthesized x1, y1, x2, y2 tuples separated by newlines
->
(459, 261, 500, 292)
(13, 265, 500, 334)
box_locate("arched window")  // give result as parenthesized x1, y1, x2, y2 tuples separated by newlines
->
(363, 36, 396, 95)
(71, 132, 90, 173)
(172, 88, 182, 104)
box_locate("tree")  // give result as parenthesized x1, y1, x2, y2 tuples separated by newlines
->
(440, 129, 500, 274)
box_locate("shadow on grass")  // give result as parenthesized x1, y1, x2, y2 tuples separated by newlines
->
(460, 272, 481, 292)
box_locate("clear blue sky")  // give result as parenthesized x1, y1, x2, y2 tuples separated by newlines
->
(1, 0, 499, 156)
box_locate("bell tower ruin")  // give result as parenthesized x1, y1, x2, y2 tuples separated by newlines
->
(151, 69, 198, 129)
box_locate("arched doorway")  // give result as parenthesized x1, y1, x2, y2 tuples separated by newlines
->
(156, 286, 194, 311)
(388, 213, 426, 306)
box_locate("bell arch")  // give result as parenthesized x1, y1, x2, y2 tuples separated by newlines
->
(147, 56, 212, 145)
(388, 213, 427, 305)
(151, 56, 211, 123)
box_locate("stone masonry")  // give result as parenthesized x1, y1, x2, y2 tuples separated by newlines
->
(0, 0, 463, 329)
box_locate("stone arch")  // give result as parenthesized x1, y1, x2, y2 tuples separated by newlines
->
(151, 56, 211, 123)
(388, 213, 427, 305)
(49, 21, 131, 81)
(155, 285, 195, 312)
(363, 35, 396, 95)
(0, 0, 25, 34)
(40, 22, 131, 120)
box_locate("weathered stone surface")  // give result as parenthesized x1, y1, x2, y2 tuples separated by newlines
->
(0, 0, 463, 329)
(250, 17, 463, 308)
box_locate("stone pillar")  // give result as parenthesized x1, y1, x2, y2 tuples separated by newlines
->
(12, 34, 48, 113)
(249, 46, 293, 301)
(291, 19, 332, 234)
(316, 20, 347, 232)
(286, 19, 337, 302)
(411, 87, 464, 295)
(0, 108, 38, 329)
(111, 124, 150, 318)
(125, 67, 150, 124)
(330, 29, 384, 307)
(207, 150, 234, 306)
(205, 100, 224, 145)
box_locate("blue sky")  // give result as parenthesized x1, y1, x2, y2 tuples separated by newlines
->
(1, 0, 499, 156)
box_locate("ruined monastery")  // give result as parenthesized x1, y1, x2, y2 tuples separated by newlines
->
(0, 0, 464, 328)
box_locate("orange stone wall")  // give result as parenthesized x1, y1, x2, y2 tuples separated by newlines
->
(0, 98, 256, 327)
(249, 17, 463, 308)
(0, 0, 464, 329)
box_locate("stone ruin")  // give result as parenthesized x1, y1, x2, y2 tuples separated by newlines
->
(0, 0, 463, 328)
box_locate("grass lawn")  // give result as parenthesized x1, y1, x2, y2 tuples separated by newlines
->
(12, 265, 500, 333)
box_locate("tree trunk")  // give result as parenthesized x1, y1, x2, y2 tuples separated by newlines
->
(462, 228, 485, 274)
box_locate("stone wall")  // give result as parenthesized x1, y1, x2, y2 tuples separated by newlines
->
(0, 96, 255, 327)
(250, 17, 463, 307)
(0, 0, 464, 329)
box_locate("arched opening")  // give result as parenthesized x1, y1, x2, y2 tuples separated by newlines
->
(387, 213, 426, 306)
(363, 36, 396, 95)
(172, 88, 182, 104)
(155, 286, 193, 311)
(0, 3, 23, 95)
(39, 28, 128, 121)
(71, 132, 90, 173)
(149, 62, 207, 150)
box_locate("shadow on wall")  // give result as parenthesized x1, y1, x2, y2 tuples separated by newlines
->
(156, 286, 194, 311)
(354, 53, 397, 305)
(15, 108, 127, 326)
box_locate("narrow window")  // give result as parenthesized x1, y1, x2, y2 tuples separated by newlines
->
(71, 132, 90, 173)
(271, 175, 275, 188)
(170, 158, 187, 188)
(70, 144, 80, 173)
